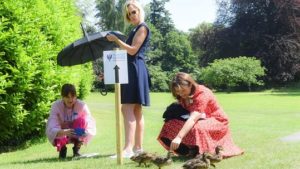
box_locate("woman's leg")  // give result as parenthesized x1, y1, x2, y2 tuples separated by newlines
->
(121, 104, 136, 153)
(133, 104, 144, 151)
(72, 138, 82, 157)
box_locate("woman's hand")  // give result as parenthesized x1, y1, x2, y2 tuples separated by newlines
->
(56, 128, 75, 137)
(170, 136, 182, 151)
(63, 129, 75, 137)
(106, 34, 118, 42)
(60, 122, 71, 129)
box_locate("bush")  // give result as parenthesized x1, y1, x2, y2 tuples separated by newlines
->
(0, 0, 93, 149)
(200, 56, 265, 91)
(148, 66, 169, 92)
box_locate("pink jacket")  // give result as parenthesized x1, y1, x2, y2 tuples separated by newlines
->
(46, 99, 96, 145)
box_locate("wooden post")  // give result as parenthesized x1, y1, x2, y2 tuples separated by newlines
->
(104, 48, 127, 165)
(115, 82, 123, 164)
(114, 48, 123, 165)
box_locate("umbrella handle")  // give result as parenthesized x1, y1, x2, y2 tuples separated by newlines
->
(99, 79, 107, 96)
(100, 87, 108, 96)
(80, 23, 89, 39)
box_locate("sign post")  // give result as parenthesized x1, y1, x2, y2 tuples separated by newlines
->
(103, 49, 128, 165)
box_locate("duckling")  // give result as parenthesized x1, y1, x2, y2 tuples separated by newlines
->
(205, 145, 224, 168)
(182, 153, 210, 169)
(182, 156, 202, 169)
(190, 160, 210, 169)
(151, 151, 174, 169)
(130, 151, 156, 167)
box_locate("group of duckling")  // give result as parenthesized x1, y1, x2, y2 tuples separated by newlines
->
(182, 146, 224, 169)
(130, 146, 224, 169)
(130, 151, 174, 169)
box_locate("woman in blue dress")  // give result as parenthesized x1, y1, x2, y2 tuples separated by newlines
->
(106, 0, 151, 158)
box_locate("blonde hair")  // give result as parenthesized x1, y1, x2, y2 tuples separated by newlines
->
(124, 0, 145, 23)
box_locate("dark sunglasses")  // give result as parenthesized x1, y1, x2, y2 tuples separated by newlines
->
(128, 10, 137, 17)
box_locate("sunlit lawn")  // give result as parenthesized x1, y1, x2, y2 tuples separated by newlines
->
(0, 90, 300, 169)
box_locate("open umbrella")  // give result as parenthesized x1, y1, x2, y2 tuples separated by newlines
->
(57, 24, 127, 66)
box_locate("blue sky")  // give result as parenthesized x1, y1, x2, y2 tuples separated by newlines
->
(140, 0, 217, 32)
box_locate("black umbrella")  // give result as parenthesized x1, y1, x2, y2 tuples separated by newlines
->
(57, 24, 127, 66)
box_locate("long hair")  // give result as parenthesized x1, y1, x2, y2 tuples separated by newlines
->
(170, 72, 198, 100)
(123, 0, 145, 23)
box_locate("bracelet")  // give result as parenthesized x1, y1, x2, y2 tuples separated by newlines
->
(176, 135, 183, 139)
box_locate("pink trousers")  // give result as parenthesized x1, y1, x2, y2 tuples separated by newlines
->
(54, 117, 87, 151)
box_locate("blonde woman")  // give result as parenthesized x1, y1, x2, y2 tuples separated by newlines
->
(106, 0, 151, 158)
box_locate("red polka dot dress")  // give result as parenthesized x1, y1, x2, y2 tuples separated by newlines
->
(157, 85, 243, 157)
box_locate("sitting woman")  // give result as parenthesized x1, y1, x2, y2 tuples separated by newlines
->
(157, 72, 243, 158)
(46, 83, 96, 159)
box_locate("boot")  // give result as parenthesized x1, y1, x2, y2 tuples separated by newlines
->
(72, 140, 82, 157)
(59, 146, 67, 159)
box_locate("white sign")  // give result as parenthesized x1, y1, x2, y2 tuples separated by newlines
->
(103, 50, 128, 84)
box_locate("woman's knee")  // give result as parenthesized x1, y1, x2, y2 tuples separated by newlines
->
(122, 104, 135, 113)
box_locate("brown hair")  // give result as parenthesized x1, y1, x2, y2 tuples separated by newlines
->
(61, 84, 76, 97)
(170, 72, 198, 100)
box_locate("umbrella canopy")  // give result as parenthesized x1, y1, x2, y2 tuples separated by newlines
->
(57, 26, 127, 66)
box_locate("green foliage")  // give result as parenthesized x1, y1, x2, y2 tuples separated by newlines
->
(145, 23, 163, 65)
(78, 65, 94, 100)
(211, 0, 300, 83)
(200, 57, 266, 91)
(188, 22, 214, 65)
(148, 65, 169, 92)
(0, 0, 93, 148)
(145, 27, 201, 91)
(95, 0, 127, 32)
(161, 31, 199, 74)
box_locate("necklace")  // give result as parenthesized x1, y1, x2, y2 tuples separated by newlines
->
(188, 98, 193, 104)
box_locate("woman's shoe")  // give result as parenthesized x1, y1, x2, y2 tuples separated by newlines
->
(110, 150, 134, 159)
(59, 146, 67, 159)
(72, 146, 81, 157)
(72, 140, 82, 157)
(133, 148, 144, 155)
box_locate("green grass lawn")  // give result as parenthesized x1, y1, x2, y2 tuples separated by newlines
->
(0, 90, 300, 169)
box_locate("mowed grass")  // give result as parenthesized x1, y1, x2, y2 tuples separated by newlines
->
(0, 90, 300, 169)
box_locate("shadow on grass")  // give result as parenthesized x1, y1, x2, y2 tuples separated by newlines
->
(268, 83, 300, 96)
(262, 87, 300, 96)
(172, 155, 191, 162)
(267, 92, 300, 97)
(10, 153, 115, 164)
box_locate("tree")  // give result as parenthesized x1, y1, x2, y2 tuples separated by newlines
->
(95, 0, 127, 32)
(148, 0, 175, 36)
(189, 22, 215, 66)
(161, 31, 199, 74)
(199, 0, 300, 84)
(145, 23, 163, 65)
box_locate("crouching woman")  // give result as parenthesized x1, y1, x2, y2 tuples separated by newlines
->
(46, 83, 96, 159)
(157, 72, 243, 158)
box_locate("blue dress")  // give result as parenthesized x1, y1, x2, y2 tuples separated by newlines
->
(121, 22, 151, 106)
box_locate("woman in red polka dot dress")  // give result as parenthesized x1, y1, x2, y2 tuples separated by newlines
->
(157, 72, 243, 158)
